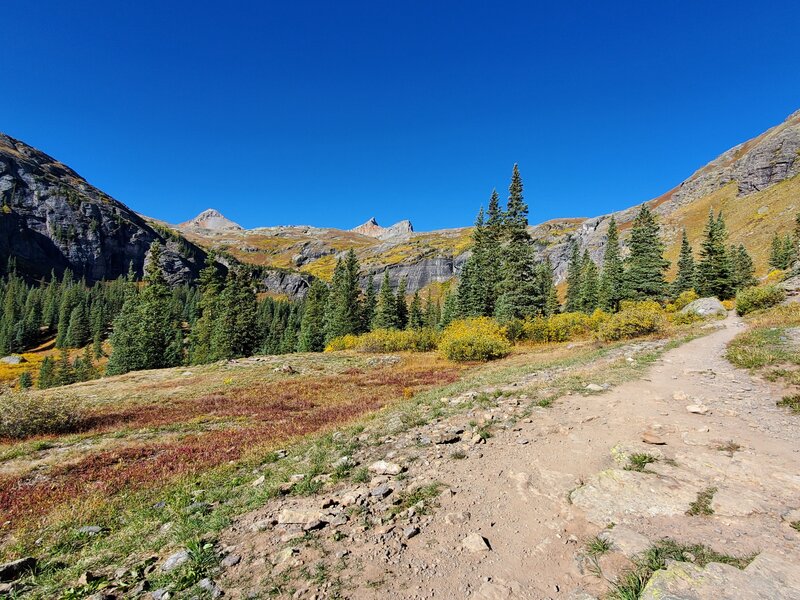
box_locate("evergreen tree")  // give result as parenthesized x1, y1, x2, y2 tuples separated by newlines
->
(599, 217, 625, 311)
(373, 271, 399, 329)
(211, 268, 259, 360)
(298, 279, 329, 352)
(189, 256, 223, 364)
(18, 370, 32, 389)
(671, 229, 696, 298)
(494, 165, 539, 320)
(55, 349, 76, 386)
(408, 291, 424, 329)
(361, 274, 377, 332)
(564, 240, 583, 312)
(439, 289, 458, 327)
(38, 356, 56, 389)
(424, 291, 440, 327)
(697, 209, 734, 299)
(65, 302, 90, 348)
(769, 234, 787, 270)
(782, 234, 798, 270)
(395, 277, 408, 329)
(624, 205, 669, 300)
(107, 242, 184, 375)
(456, 208, 485, 317)
(324, 250, 361, 341)
(579, 251, 599, 313)
(730, 244, 757, 291)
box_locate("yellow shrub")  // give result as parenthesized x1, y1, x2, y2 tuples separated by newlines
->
(673, 289, 699, 311)
(439, 318, 511, 362)
(670, 310, 703, 325)
(324, 334, 359, 352)
(597, 301, 668, 341)
(0, 392, 82, 439)
(721, 299, 735, 311)
(521, 310, 608, 343)
(765, 270, 785, 284)
(735, 285, 786, 316)
(353, 328, 439, 353)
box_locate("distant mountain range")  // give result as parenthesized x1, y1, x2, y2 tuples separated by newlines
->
(1, 109, 799, 298)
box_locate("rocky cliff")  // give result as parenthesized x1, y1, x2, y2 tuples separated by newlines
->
(180, 208, 243, 232)
(0, 133, 206, 284)
(351, 217, 414, 241)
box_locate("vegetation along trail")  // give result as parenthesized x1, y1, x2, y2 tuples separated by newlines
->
(218, 314, 800, 599)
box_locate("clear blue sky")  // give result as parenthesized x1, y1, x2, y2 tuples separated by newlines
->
(3, 1, 799, 231)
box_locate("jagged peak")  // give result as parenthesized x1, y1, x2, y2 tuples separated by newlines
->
(351, 217, 413, 239)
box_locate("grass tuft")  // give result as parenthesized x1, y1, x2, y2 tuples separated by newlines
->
(686, 487, 717, 516)
(624, 453, 658, 472)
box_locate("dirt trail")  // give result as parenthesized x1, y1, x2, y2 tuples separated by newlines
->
(219, 315, 800, 599)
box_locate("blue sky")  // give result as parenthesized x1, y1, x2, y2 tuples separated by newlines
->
(3, 1, 799, 231)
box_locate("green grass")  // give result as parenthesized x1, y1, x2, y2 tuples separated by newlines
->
(388, 483, 442, 518)
(777, 395, 800, 413)
(791, 521, 800, 532)
(608, 538, 755, 600)
(686, 487, 717, 516)
(624, 453, 659, 472)
(585, 535, 612, 557)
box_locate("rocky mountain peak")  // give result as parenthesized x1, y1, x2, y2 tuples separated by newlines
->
(180, 208, 242, 231)
(351, 217, 414, 240)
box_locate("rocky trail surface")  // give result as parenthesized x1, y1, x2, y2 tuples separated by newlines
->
(216, 315, 800, 599)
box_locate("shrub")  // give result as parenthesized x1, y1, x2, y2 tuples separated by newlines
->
(735, 285, 786, 316)
(597, 301, 668, 341)
(439, 318, 511, 362)
(324, 334, 359, 352)
(326, 329, 440, 353)
(521, 310, 608, 343)
(670, 310, 703, 325)
(673, 289, 699, 311)
(721, 299, 735, 311)
(0, 392, 82, 439)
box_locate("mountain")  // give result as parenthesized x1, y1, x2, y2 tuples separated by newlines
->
(178, 109, 799, 295)
(351, 217, 414, 240)
(3, 109, 798, 296)
(179, 208, 242, 231)
(0, 133, 206, 284)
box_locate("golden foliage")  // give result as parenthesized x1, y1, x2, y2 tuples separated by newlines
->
(597, 301, 669, 341)
(439, 318, 511, 362)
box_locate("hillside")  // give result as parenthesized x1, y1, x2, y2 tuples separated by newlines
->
(174, 109, 800, 294)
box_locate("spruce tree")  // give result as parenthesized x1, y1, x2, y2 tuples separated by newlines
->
(494, 165, 539, 320)
(65, 302, 90, 348)
(697, 209, 734, 299)
(324, 250, 361, 341)
(18, 370, 32, 389)
(361, 274, 377, 332)
(782, 234, 798, 270)
(189, 256, 223, 364)
(456, 208, 485, 317)
(395, 277, 408, 329)
(599, 217, 625, 311)
(373, 271, 399, 329)
(211, 268, 259, 359)
(730, 244, 757, 291)
(408, 291, 424, 329)
(624, 205, 669, 300)
(439, 289, 458, 327)
(769, 234, 787, 270)
(564, 240, 583, 312)
(55, 349, 76, 386)
(671, 229, 696, 298)
(579, 251, 599, 313)
(38, 356, 56, 389)
(424, 291, 440, 327)
(298, 279, 329, 352)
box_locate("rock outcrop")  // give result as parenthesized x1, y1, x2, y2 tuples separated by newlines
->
(179, 208, 242, 231)
(0, 133, 206, 284)
(351, 217, 414, 241)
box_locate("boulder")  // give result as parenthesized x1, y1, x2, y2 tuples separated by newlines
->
(0, 355, 25, 365)
(680, 297, 727, 318)
(0, 557, 37, 582)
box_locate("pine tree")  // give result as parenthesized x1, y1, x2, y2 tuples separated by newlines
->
(361, 274, 377, 332)
(671, 229, 696, 298)
(439, 289, 458, 327)
(730, 244, 757, 291)
(599, 217, 625, 311)
(189, 256, 223, 364)
(408, 291, 424, 329)
(65, 302, 90, 348)
(211, 268, 258, 359)
(494, 165, 539, 320)
(395, 277, 408, 329)
(697, 209, 734, 299)
(324, 250, 361, 341)
(107, 242, 184, 375)
(782, 234, 798, 270)
(579, 251, 599, 313)
(38, 356, 56, 389)
(564, 240, 583, 312)
(298, 279, 329, 352)
(55, 349, 76, 386)
(18, 370, 32, 389)
(373, 271, 399, 329)
(624, 205, 669, 300)
(769, 234, 787, 270)
(456, 208, 485, 317)
(424, 291, 440, 327)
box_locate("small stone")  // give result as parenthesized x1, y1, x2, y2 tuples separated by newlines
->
(198, 577, 223, 598)
(585, 383, 604, 392)
(462, 532, 491, 552)
(517, 438, 529, 445)
(185, 501, 211, 514)
(77, 525, 104, 536)
(673, 391, 689, 401)
(641, 430, 666, 445)
(444, 511, 470, 525)
(221, 553, 241, 568)
(160, 549, 190, 572)
(370, 484, 392, 499)
(686, 404, 709, 415)
(151, 589, 170, 600)
(251, 475, 265, 487)
(403, 526, 420, 539)
(368, 460, 404, 476)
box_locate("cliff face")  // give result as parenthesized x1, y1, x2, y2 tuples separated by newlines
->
(0, 133, 206, 284)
